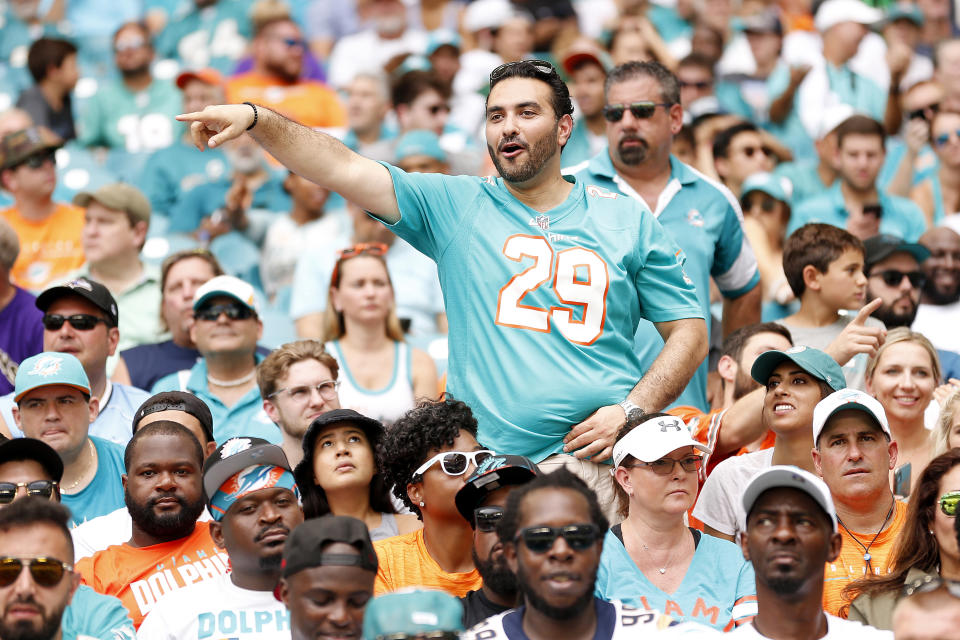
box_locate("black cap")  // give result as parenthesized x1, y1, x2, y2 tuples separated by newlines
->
(202, 437, 292, 504)
(864, 234, 931, 271)
(281, 515, 378, 578)
(36, 277, 119, 327)
(134, 392, 214, 444)
(300, 409, 384, 462)
(0, 438, 64, 482)
(455, 454, 538, 527)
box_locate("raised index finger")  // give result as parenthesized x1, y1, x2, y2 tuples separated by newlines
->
(175, 111, 208, 122)
(852, 297, 883, 325)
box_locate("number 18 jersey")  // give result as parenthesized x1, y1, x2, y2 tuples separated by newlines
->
(382, 164, 703, 461)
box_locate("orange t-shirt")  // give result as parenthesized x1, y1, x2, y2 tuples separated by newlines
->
(226, 73, 347, 129)
(75, 522, 228, 628)
(822, 499, 908, 616)
(373, 529, 482, 598)
(2, 203, 84, 291)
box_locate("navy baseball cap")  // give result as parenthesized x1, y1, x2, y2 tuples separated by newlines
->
(751, 345, 845, 392)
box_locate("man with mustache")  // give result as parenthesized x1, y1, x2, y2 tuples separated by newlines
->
(913, 226, 960, 355)
(75, 421, 225, 628)
(137, 437, 303, 639)
(566, 60, 762, 413)
(179, 59, 707, 522)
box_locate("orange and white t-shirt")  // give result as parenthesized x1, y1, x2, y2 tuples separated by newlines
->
(226, 73, 347, 129)
(822, 499, 908, 616)
(75, 522, 228, 628)
(373, 529, 482, 598)
(2, 203, 84, 291)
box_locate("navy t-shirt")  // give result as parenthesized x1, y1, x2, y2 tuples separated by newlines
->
(0, 288, 43, 395)
(121, 340, 201, 392)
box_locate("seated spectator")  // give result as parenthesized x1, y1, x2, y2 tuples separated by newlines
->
(713, 123, 777, 198)
(341, 72, 395, 154)
(912, 109, 960, 226)
(76, 422, 227, 628)
(394, 130, 450, 174)
(893, 578, 960, 639)
(773, 104, 852, 209)
(71, 183, 161, 351)
(277, 516, 378, 640)
(863, 235, 930, 329)
(914, 226, 960, 354)
(844, 448, 960, 628)
(11, 352, 125, 526)
(599, 412, 756, 630)
(138, 69, 228, 219)
(294, 409, 420, 540)
(152, 275, 279, 443)
(934, 389, 960, 455)
(113, 249, 223, 391)
(810, 389, 907, 616)
(740, 173, 794, 305)
(154, 0, 252, 74)
(560, 45, 610, 166)
(0, 217, 43, 396)
(137, 437, 304, 638)
(374, 398, 490, 597)
(0, 126, 85, 291)
(788, 116, 927, 242)
(225, 17, 346, 130)
(0, 277, 150, 446)
(865, 327, 940, 493)
(77, 22, 181, 154)
(677, 53, 718, 116)
(365, 590, 464, 639)
(324, 244, 438, 423)
(17, 38, 78, 141)
(0, 437, 135, 639)
(454, 455, 539, 627)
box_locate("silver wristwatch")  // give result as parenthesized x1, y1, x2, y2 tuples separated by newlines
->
(618, 399, 645, 420)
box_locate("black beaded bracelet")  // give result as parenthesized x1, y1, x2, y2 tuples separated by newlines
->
(243, 102, 258, 130)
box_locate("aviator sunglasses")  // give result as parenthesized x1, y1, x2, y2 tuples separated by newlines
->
(0, 557, 72, 588)
(0, 481, 58, 504)
(603, 102, 673, 122)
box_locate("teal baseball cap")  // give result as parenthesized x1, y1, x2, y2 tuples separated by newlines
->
(750, 345, 845, 392)
(362, 590, 464, 639)
(395, 130, 446, 163)
(14, 352, 91, 402)
(886, 2, 924, 26)
(741, 172, 790, 204)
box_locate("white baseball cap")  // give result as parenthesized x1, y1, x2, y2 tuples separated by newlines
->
(612, 414, 711, 468)
(815, 0, 883, 32)
(815, 104, 856, 140)
(812, 388, 891, 446)
(742, 466, 838, 532)
(192, 275, 260, 315)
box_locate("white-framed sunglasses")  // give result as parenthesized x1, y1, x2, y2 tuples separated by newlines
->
(412, 450, 494, 479)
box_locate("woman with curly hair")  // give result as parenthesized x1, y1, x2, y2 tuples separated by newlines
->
(374, 397, 493, 597)
(844, 449, 960, 628)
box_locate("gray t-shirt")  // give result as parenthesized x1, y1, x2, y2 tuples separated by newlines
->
(692, 448, 774, 541)
(781, 312, 886, 391)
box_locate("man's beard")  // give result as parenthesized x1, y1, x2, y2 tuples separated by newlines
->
(924, 279, 960, 305)
(126, 489, 206, 540)
(255, 523, 291, 571)
(119, 63, 150, 79)
(0, 598, 67, 640)
(732, 367, 758, 401)
(616, 134, 649, 166)
(868, 293, 918, 329)
(516, 560, 596, 620)
(265, 60, 300, 84)
(472, 548, 517, 597)
(488, 130, 557, 184)
(766, 574, 804, 597)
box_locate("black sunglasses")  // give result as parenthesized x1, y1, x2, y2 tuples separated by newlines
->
(515, 523, 599, 553)
(42, 314, 107, 331)
(738, 145, 774, 158)
(870, 269, 926, 288)
(743, 194, 778, 213)
(680, 80, 712, 89)
(0, 481, 58, 504)
(14, 150, 56, 170)
(907, 103, 939, 121)
(474, 505, 504, 532)
(0, 557, 72, 588)
(603, 102, 673, 122)
(195, 303, 255, 322)
(490, 59, 556, 82)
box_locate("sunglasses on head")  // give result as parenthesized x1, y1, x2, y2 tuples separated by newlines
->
(870, 269, 926, 288)
(940, 490, 960, 516)
(0, 481, 58, 504)
(42, 314, 107, 331)
(739, 145, 774, 158)
(515, 523, 600, 553)
(0, 557, 72, 588)
(474, 505, 504, 532)
(935, 129, 960, 148)
(331, 242, 389, 285)
(15, 150, 56, 170)
(602, 102, 673, 122)
(490, 59, 556, 83)
(194, 303, 255, 322)
(413, 450, 494, 479)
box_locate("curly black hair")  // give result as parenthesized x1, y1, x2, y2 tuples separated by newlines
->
(497, 467, 608, 545)
(377, 397, 480, 519)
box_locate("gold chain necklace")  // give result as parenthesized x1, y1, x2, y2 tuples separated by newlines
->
(62, 439, 95, 492)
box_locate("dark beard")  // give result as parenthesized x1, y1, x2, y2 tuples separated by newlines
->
(119, 63, 151, 80)
(126, 489, 206, 540)
(767, 575, 804, 596)
(516, 561, 596, 621)
(616, 135, 649, 165)
(869, 298, 918, 329)
(472, 548, 517, 597)
(487, 131, 558, 184)
(259, 551, 284, 571)
(0, 599, 67, 640)
(924, 280, 960, 305)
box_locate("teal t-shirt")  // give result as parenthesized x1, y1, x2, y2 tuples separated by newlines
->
(138, 140, 228, 218)
(77, 78, 182, 153)
(787, 181, 928, 241)
(382, 164, 703, 461)
(155, 0, 255, 74)
(63, 585, 135, 640)
(62, 437, 126, 528)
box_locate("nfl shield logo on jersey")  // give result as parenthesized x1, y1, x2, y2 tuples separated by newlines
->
(535, 215, 550, 231)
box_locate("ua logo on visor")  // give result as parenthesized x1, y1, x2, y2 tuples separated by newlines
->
(658, 418, 683, 432)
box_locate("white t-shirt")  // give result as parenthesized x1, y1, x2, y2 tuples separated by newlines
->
(730, 614, 893, 639)
(913, 302, 960, 356)
(72, 507, 213, 560)
(136, 573, 288, 640)
(692, 448, 774, 540)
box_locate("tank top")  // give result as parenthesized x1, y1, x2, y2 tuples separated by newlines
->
(369, 512, 401, 541)
(327, 340, 415, 425)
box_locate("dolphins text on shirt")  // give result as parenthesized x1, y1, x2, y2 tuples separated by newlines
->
(131, 551, 230, 616)
(197, 608, 290, 638)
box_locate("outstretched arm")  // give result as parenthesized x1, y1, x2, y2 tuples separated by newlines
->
(177, 104, 401, 223)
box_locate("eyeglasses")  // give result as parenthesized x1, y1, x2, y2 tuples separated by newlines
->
(602, 102, 673, 122)
(42, 314, 107, 331)
(870, 269, 926, 289)
(276, 37, 306, 48)
(907, 103, 939, 121)
(934, 129, 960, 148)
(679, 80, 712, 89)
(14, 150, 56, 170)
(625, 455, 702, 476)
(114, 37, 146, 52)
(474, 505, 504, 532)
(0, 481, 58, 504)
(737, 145, 774, 158)
(490, 59, 557, 82)
(515, 523, 600, 553)
(0, 557, 72, 588)
(412, 450, 494, 479)
(267, 380, 339, 402)
(940, 490, 960, 517)
(331, 243, 389, 285)
(742, 194, 778, 213)
(902, 574, 960, 598)
(428, 104, 451, 115)
(194, 303, 255, 322)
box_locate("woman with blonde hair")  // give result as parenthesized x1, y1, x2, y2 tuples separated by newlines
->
(934, 388, 960, 455)
(866, 327, 942, 492)
(322, 243, 438, 423)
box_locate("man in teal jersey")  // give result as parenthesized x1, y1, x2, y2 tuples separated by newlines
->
(177, 60, 707, 514)
(566, 61, 762, 412)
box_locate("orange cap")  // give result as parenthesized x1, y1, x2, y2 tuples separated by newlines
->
(176, 67, 224, 89)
